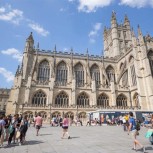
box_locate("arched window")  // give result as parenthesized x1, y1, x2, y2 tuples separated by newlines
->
(97, 93, 109, 107)
(77, 92, 89, 107)
(74, 63, 84, 87)
(148, 51, 153, 76)
(37, 60, 50, 82)
(106, 66, 115, 82)
(55, 92, 69, 106)
(116, 94, 127, 107)
(32, 90, 47, 106)
(56, 61, 68, 86)
(90, 64, 100, 87)
(129, 56, 137, 86)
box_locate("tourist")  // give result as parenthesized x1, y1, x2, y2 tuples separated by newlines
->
(128, 112, 145, 152)
(61, 115, 70, 139)
(0, 115, 5, 147)
(4, 115, 10, 141)
(35, 113, 43, 136)
(8, 114, 18, 146)
(19, 115, 28, 145)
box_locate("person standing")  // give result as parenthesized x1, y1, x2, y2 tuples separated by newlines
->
(0, 115, 5, 147)
(128, 112, 145, 152)
(34, 113, 43, 136)
(8, 115, 18, 146)
(19, 115, 28, 145)
(61, 115, 70, 139)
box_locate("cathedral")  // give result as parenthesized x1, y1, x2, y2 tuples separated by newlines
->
(6, 12, 153, 122)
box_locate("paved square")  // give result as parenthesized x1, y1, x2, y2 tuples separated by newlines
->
(0, 125, 153, 153)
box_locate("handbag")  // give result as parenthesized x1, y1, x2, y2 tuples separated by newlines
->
(16, 131, 21, 139)
(8, 125, 14, 134)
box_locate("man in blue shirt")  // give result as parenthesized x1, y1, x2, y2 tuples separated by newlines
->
(128, 112, 145, 152)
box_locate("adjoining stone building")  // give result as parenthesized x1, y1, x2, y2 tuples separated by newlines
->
(6, 13, 153, 122)
(0, 88, 10, 114)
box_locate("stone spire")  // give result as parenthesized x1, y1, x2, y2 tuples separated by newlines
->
(138, 25, 142, 36)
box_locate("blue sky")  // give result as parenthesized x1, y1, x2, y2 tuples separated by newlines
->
(0, 0, 153, 88)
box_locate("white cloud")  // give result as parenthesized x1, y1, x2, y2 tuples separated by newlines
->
(0, 5, 23, 25)
(28, 23, 49, 37)
(119, 0, 153, 8)
(0, 67, 14, 82)
(78, 0, 114, 13)
(1, 48, 22, 62)
(88, 23, 102, 43)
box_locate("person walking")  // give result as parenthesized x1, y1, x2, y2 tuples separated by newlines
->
(0, 115, 5, 147)
(61, 115, 70, 139)
(128, 112, 145, 152)
(34, 113, 43, 136)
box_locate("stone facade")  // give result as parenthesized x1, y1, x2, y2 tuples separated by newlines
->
(0, 88, 10, 114)
(6, 13, 153, 122)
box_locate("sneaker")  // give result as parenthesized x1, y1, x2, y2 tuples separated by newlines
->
(68, 136, 71, 139)
(19, 143, 22, 146)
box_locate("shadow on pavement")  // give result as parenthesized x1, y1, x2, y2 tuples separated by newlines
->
(70, 136, 80, 139)
(27, 140, 44, 145)
(40, 134, 52, 136)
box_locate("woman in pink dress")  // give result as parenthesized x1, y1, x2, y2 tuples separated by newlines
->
(61, 115, 70, 139)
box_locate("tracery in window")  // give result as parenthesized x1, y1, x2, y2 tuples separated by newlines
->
(116, 94, 127, 107)
(77, 92, 89, 107)
(129, 56, 137, 86)
(37, 60, 50, 83)
(56, 61, 67, 86)
(74, 63, 84, 87)
(55, 91, 69, 107)
(97, 93, 109, 107)
(32, 90, 47, 106)
(106, 65, 115, 82)
(90, 64, 100, 87)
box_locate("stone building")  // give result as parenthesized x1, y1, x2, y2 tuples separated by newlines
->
(6, 13, 153, 122)
(0, 88, 10, 114)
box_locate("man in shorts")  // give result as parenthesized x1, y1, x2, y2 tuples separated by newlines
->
(128, 112, 145, 152)
(34, 113, 43, 136)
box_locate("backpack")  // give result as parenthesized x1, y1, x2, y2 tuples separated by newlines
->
(135, 120, 141, 131)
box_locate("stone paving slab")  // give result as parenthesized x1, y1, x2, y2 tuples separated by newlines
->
(0, 125, 153, 153)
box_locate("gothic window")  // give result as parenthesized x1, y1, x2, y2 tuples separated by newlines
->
(122, 71, 128, 86)
(74, 63, 84, 87)
(116, 94, 127, 107)
(56, 61, 68, 86)
(106, 66, 115, 82)
(37, 60, 50, 82)
(129, 56, 137, 86)
(32, 90, 47, 106)
(90, 64, 100, 87)
(97, 93, 109, 107)
(77, 92, 89, 107)
(148, 51, 153, 76)
(55, 92, 69, 106)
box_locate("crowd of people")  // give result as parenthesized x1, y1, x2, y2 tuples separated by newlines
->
(0, 112, 153, 151)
